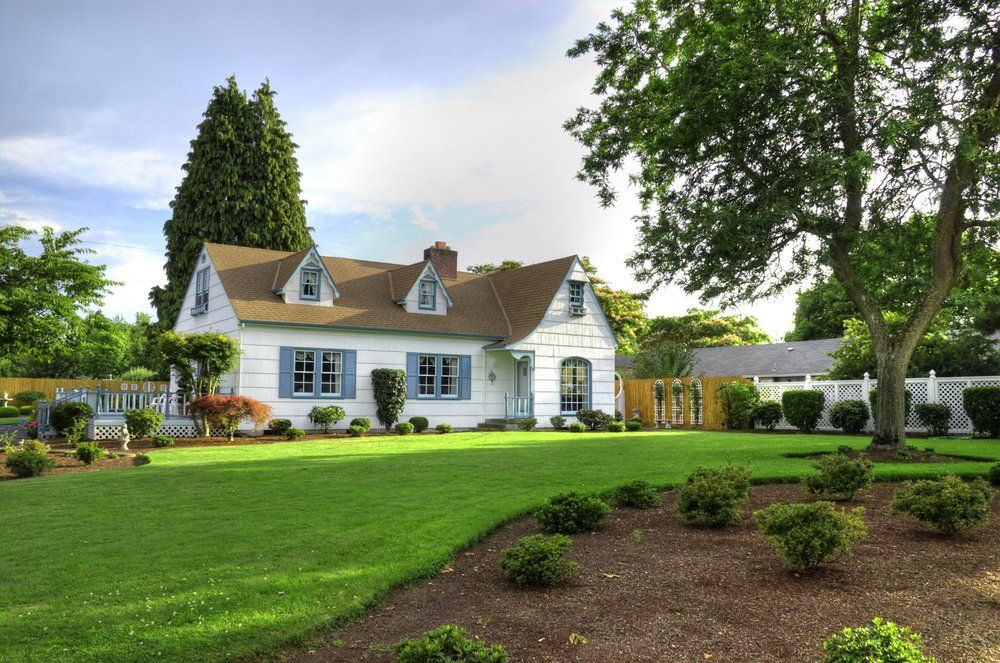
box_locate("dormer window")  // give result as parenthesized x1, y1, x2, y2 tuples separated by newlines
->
(300, 269, 320, 300)
(192, 267, 210, 315)
(418, 279, 436, 310)
(568, 281, 586, 315)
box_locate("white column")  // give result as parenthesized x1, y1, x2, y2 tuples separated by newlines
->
(862, 372, 872, 432)
(927, 369, 938, 403)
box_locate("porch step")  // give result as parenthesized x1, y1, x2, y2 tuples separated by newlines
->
(477, 418, 521, 432)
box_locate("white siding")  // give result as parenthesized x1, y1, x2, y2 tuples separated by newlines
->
(401, 264, 449, 315)
(484, 350, 516, 419)
(282, 252, 336, 307)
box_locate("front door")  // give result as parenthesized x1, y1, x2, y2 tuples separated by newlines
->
(514, 357, 531, 417)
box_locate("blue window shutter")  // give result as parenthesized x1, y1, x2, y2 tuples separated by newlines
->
(278, 347, 293, 398)
(406, 353, 418, 398)
(459, 355, 472, 399)
(342, 350, 357, 398)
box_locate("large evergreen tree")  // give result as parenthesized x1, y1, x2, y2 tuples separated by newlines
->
(150, 76, 313, 325)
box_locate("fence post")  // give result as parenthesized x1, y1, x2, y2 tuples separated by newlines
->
(805, 374, 812, 389)
(927, 369, 938, 403)
(862, 372, 872, 432)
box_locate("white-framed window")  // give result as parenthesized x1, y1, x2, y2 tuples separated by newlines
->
(418, 279, 436, 310)
(440, 356, 459, 397)
(418, 354, 437, 396)
(568, 281, 585, 314)
(300, 269, 320, 300)
(293, 350, 316, 395)
(320, 351, 342, 396)
(560, 358, 590, 414)
(193, 267, 210, 312)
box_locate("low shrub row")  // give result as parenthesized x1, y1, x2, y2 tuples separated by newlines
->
(267, 414, 454, 437)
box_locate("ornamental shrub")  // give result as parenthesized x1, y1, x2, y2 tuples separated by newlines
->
(18, 406, 32, 416)
(575, 409, 612, 430)
(347, 425, 366, 437)
(74, 442, 104, 465)
(408, 416, 429, 433)
(124, 408, 164, 439)
(549, 415, 566, 430)
(829, 400, 869, 434)
(962, 386, 1000, 437)
(21, 439, 50, 454)
(0, 406, 20, 418)
(5, 448, 55, 477)
(370, 368, 407, 430)
(782, 390, 826, 433)
(753, 401, 783, 431)
(889, 475, 993, 536)
(395, 422, 415, 435)
(518, 417, 537, 431)
(914, 403, 952, 437)
(189, 395, 272, 441)
(569, 422, 586, 433)
(535, 492, 611, 534)
(308, 405, 346, 433)
(607, 421, 626, 432)
(285, 427, 305, 440)
(717, 380, 760, 429)
(268, 418, 293, 435)
(435, 423, 453, 434)
(625, 419, 643, 431)
(822, 617, 934, 663)
(151, 435, 174, 448)
(869, 388, 913, 419)
(50, 401, 94, 434)
(676, 464, 752, 527)
(803, 453, 873, 501)
(349, 417, 372, 433)
(499, 534, 578, 587)
(13, 390, 45, 406)
(63, 418, 87, 445)
(611, 480, 660, 509)
(118, 366, 158, 382)
(987, 463, 1000, 487)
(395, 624, 508, 663)
(754, 501, 867, 572)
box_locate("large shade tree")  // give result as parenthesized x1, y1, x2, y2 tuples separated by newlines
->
(567, 0, 1000, 448)
(645, 308, 770, 347)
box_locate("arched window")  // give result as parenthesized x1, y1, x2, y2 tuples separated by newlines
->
(671, 379, 685, 424)
(560, 358, 591, 415)
(690, 379, 703, 426)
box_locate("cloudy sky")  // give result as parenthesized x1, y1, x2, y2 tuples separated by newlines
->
(1, 0, 800, 339)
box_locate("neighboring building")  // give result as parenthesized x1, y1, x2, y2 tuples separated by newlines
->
(616, 337, 843, 382)
(173, 241, 617, 431)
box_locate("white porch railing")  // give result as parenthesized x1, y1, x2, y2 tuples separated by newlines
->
(504, 392, 534, 419)
(46, 388, 192, 420)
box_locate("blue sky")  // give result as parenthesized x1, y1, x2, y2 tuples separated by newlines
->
(0, 0, 797, 338)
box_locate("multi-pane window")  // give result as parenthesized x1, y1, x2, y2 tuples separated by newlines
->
(440, 356, 459, 397)
(320, 351, 342, 395)
(418, 355, 437, 396)
(300, 269, 320, 300)
(194, 267, 210, 312)
(560, 358, 590, 414)
(418, 280, 436, 310)
(568, 281, 585, 314)
(294, 350, 316, 394)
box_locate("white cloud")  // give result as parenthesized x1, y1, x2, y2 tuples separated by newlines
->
(410, 205, 439, 231)
(0, 208, 63, 232)
(86, 240, 166, 320)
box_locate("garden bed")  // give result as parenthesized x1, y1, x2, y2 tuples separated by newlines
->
(43, 430, 451, 452)
(0, 450, 146, 480)
(784, 448, 994, 464)
(291, 483, 1000, 662)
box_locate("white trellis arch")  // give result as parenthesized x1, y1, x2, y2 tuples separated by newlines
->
(653, 380, 667, 427)
(671, 379, 684, 425)
(689, 379, 703, 426)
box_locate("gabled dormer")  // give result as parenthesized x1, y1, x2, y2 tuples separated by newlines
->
(273, 245, 339, 307)
(389, 259, 453, 316)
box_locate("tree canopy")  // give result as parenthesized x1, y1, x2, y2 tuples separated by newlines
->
(467, 260, 524, 274)
(629, 342, 696, 378)
(150, 76, 313, 327)
(645, 308, 770, 348)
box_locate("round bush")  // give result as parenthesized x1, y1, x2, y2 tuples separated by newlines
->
(74, 442, 105, 465)
(4, 449, 55, 477)
(753, 401, 783, 431)
(575, 409, 612, 430)
(568, 422, 586, 433)
(781, 390, 825, 433)
(19, 406, 33, 416)
(802, 453, 873, 501)
(607, 421, 626, 433)
(407, 416, 429, 433)
(499, 534, 578, 587)
(890, 475, 993, 535)
(754, 501, 867, 572)
(822, 617, 933, 663)
(828, 400, 869, 435)
(349, 417, 372, 433)
(395, 624, 507, 663)
(625, 420, 643, 432)
(50, 401, 94, 434)
(988, 463, 1000, 487)
(395, 422, 415, 435)
(535, 492, 611, 534)
(347, 425, 366, 437)
(124, 408, 164, 439)
(309, 405, 346, 433)
(611, 480, 660, 509)
(0, 406, 21, 417)
(152, 435, 174, 448)
(285, 427, 306, 440)
(676, 464, 751, 527)
(517, 417, 537, 432)
(549, 415, 566, 430)
(268, 418, 293, 435)
(913, 403, 951, 437)
(435, 423, 453, 434)
(13, 390, 45, 406)
(963, 386, 1000, 437)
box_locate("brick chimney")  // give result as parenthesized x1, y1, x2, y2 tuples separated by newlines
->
(423, 241, 457, 280)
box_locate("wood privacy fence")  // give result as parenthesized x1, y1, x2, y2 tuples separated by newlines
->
(622, 376, 749, 429)
(0, 378, 170, 403)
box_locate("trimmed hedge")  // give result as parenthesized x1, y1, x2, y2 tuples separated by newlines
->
(309, 405, 346, 433)
(349, 417, 372, 433)
(395, 422, 415, 435)
(575, 409, 612, 430)
(822, 617, 933, 662)
(371, 368, 407, 430)
(348, 425, 366, 437)
(408, 416, 429, 433)
(781, 390, 825, 433)
(890, 475, 993, 535)
(499, 534, 578, 588)
(124, 408, 164, 439)
(435, 423, 453, 434)
(517, 417, 537, 432)
(535, 492, 610, 534)
(569, 422, 586, 433)
(4, 448, 55, 477)
(152, 435, 174, 448)
(963, 386, 1000, 437)
(285, 428, 305, 440)
(828, 400, 869, 435)
(676, 464, 751, 527)
(611, 480, 660, 509)
(50, 401, 94, 434)
(549, 415, 566, 430)
(754, 501, 867, 572)
(802, 453, 873, 501)
(753, 401, 783, 431)
(607, 420, 626, 432)
(13, 390, 45, 406)
(913, 403, 951, 437)
(0, 406, 20, 417)
(268, 419, 293, 435)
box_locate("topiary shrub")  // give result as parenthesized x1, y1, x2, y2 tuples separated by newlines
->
(499, 534, 578, 587)
(74, 442, 104, 465)
(754, 501, 867, 572)
(0, 406, 21, 417)
(676, 464, 752, 527)
(395, 624, 507, 663)
(19, 406, 32, 416)
(962, 386, 1000, 437)
(13, 390, 45, 407)
(535, 492, 611, 534)
(889, 475, 993, 536)
(269, 418, 293, 435)
(152, 435, 174, 448)
(988, 463, 1000, 487)
(913, 403, 952, 437)
(189, 395, 272, 441)
(348, 425, 366, 437)
(803, 453, 873, 501)
(285, 427, 306, 440)
(395, 422, 415, 435)
(868, 388, 913, 420)
(549, 415, 566, 430)
(575, 409, 612, 430)
(308, 405, 346, 433)
(4, 448, 55, 477)
(349, 417, 372, 433)
(50, 401, 94, 435)
(625, 419, 643, 431)
(753, 401, 783, 431)
(607, 421, 626, 432)
(569, 422, 586, 433)
(435, 423, 453, 434)
(408, 416, 429, 433)
(781, 390, 826, 433)
(821, 617, 933, 663)
(717, 380, 760, 429)
(124, 408, 164, 439)
(611, 480, 660, 509)
(518, 417, 537, 432)
(371, 368, 407, 430)
(829, 400, 869, 434)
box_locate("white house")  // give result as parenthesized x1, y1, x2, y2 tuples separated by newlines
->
(171, 240, 617, 432)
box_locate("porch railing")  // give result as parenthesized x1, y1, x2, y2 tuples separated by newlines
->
(45, 388, 192, 421)
(504, 392, 534, 419)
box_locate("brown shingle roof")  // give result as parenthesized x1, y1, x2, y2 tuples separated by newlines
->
(388, 260, 431, 302)
(271, 245, 315, 292)
(203, 243, 576, 344)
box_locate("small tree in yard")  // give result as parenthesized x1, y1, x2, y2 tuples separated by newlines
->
(308, 405, 345, 433)
(158, 331, 240, 435)
(189, 395, 272, 441)
(371, 369, 406, 431)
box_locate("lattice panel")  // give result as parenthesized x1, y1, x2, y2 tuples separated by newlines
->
(906, 380, 929, 429)
(937, 379, 974, 432)
(89, 422, 199, 441)
(689, 380, 703, 426)
(814, 383, 838, 429)
(671, 380, 684, 424)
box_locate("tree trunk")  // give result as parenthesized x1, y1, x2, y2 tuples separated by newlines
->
(870, 349, 908, 449)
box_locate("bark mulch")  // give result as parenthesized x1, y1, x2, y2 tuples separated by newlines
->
(0, 450, 146, 480)
(283, 483, 1000, 662)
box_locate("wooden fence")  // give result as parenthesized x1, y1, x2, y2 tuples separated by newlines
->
(0, 378, 170, 403)
(621, 376, 749, 429)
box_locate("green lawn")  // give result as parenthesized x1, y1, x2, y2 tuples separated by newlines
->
(3, 430, 997, 662)
(0, 416, 23, 425)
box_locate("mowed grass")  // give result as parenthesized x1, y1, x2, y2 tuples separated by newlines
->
(2, 430, 998, 662)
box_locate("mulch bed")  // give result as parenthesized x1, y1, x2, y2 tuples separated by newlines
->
(282, 484, 1000, 662)
(788, 448, 982, 464)
(0, 450, 146, 480)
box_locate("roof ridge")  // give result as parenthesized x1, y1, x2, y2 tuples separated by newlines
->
(487, 273, 512, 339)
